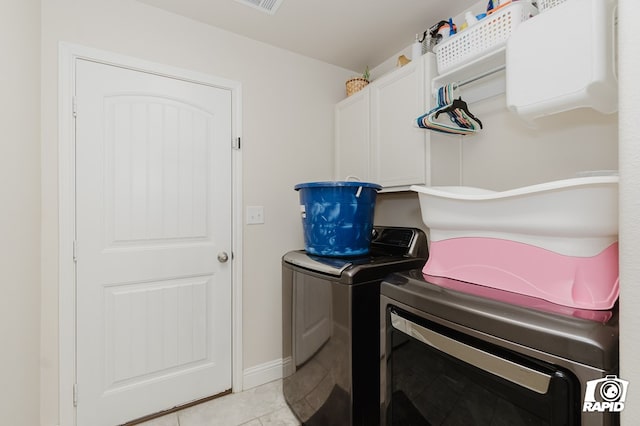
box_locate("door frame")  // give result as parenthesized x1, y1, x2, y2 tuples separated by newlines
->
(58, 42, 244, 426)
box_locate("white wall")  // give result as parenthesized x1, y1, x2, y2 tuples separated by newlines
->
(374, 192, 426, 231)
(455, 95, 618, 189)
(618, 0, 640, 421)
(40, 0, 352, 423)
(0, 1, 41, 425)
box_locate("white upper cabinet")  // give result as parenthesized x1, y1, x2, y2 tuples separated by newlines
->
(335, 89, 370, 182)
(335, 54, 432, 191)
(370, 57, 429, 188)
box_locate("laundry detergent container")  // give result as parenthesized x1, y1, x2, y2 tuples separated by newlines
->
(295, 181, 381, 256)
(410, 175, 620, 310)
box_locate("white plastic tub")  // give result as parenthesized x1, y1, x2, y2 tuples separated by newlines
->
(410, 175, 619, 310)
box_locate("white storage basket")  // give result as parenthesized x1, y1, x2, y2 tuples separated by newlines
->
(537, 0, 567, 13)
(435, 1, 538, 74)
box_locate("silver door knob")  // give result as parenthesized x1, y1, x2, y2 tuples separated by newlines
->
(217, 252, 229, 263)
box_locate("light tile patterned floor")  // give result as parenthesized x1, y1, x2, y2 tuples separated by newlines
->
(138, 380, 300, 426)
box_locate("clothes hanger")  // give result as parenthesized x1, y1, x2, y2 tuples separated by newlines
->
(416, 84, 483, 135)
(434, 97, 483, 129)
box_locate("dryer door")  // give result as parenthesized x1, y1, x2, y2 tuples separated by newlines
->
(385, 307, 581, 426)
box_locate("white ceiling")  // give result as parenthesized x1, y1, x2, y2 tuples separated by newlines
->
(137, 0, 473, 72)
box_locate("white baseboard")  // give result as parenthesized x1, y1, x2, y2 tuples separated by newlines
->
(282, 356, 294, 377)
(242, 356, 292, 390)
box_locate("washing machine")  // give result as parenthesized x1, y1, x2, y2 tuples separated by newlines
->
(282, 226, 428, 426)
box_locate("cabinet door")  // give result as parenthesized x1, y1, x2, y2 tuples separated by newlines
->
(370, 60, 429, 188)
(335, 90, 370, 181)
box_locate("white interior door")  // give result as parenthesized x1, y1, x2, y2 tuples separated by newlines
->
(75, 58, 233, 426)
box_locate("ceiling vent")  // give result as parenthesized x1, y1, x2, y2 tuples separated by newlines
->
(234, 0, 284, 15)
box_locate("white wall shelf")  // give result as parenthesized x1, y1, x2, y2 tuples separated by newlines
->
(431, 46, 506, 104)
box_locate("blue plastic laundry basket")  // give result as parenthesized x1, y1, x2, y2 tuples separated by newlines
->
(294, 181, 382, 257)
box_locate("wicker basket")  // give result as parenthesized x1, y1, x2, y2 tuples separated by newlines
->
(345, 78, 369, 96)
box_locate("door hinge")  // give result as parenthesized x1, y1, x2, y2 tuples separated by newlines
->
(72, 96, 77, 118)
(73, 383, 78, 407)
(233, 137, 241, 150)
(73, 240, 78, 262)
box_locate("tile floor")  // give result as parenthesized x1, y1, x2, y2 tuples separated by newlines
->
(138, 380, 300, 426)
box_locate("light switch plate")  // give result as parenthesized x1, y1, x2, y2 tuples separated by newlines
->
(246, 206, 265, 224)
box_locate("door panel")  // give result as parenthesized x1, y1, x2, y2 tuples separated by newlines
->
(104, 277, 209, 387)
(334, 90, 370, 181)
(75, 59, 232, 426)
(370, 61, 427, 187)
(106, 96, 211, 243)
